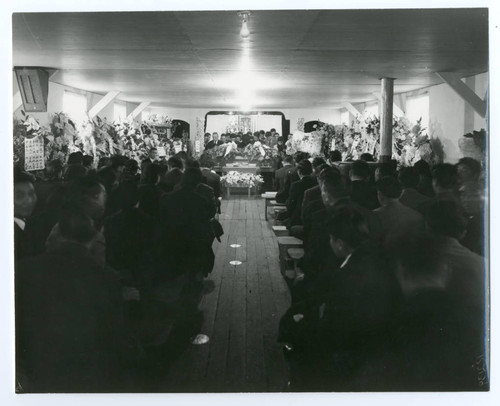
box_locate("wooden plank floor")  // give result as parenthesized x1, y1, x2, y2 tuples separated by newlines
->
(160, 196, 291, 392)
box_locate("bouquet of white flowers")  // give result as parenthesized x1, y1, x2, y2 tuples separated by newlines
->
(221, 171, 264, 187)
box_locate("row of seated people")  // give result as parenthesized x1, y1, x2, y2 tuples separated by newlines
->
(14, 152, 223, 392)
(204, 128, 282, 150)
(274, 154, 487, 391)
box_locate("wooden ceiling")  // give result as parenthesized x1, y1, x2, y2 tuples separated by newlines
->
(12, 9, 489, 109)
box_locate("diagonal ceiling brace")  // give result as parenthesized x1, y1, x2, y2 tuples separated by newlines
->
(436, 72, 487, 118)
(88, 91, 120, 119)
(127, 101, 151, 121)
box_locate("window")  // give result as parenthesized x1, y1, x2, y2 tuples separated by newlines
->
(406, 93, 430, 132)
(63, 91, 87, 126)
(340, 109, 350, 125)
(114, 103, 127, 123)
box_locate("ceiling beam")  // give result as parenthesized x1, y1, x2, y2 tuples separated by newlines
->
(342, 102, 361, 117)
(127, 101, 151, 121)
(436, 72, 487, 118)
(88, 91, 120, 119)
(13, 91, 23, 112)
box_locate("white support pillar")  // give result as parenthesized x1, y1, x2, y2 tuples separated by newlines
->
(126, 101, 151, 121)
(88, 91, 120, 119)
(436, 72, 487, 118)
(379, 78, 395, 163)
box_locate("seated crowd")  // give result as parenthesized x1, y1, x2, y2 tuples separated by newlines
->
(204, 128, 285, 152)
(14, 149, 222, 392)
(275, 152, 487, 391)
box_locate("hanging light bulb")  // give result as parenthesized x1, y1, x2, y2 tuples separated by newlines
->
(238, 11, 251, 39)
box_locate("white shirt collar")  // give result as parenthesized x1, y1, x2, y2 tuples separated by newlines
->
(14, 217, 26, 231)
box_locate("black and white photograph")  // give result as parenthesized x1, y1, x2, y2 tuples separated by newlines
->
(4, 0, 498, 403)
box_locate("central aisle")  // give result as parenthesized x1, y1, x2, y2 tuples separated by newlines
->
(161, 196, 291, 392)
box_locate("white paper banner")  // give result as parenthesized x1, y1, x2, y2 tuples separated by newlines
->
(24, 136, 45, 171)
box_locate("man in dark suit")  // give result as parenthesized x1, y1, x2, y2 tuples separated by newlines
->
(159, 168, 216, 283)
(286, 160, 317, 227)
(418, 163, 462, 216)
(199, 153, 222, 214)
(274, 155, 294, 191)
(398, 166, 430, 211)
(276, 152, 309, 203)
(374, 176, 425, 246)
(14, 171, 37, 261)
(16, 205, 130, 392)
(204, 132, 224, 150)
(349, 160, 379, 210)
(300, 162, 330, 223)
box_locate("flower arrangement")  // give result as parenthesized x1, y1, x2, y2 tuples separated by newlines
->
(285, 131, 323, 156)
(144, 114, 173, 128)
(13, 111, 79, 169)
(221, 171, 264, 188)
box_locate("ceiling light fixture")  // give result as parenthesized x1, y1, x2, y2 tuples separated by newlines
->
(238, 11, 251, 39)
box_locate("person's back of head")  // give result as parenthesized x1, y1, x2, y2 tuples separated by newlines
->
(185, 158, 200, 169)
(142, 163, 161, 186)
(314, 163, 330, 178)
(457, 157, 482, 185)
(167, 156, 184, 171)
(376, 176, 402, 204)
(175, 151, 188, 162)
(350, 160, 371, 181)
(124, 158, 139, 176)
(199, 153, 215, 169)
(63, 164, 87, 182)
(425, 200, 466, 240)
(111, 155, 127, 172)
(45, 159, 64, 180)
(432, 163, 458, 192)
(161, 167, 183, 188)
(328, 150, 342, 162)
(296, 159, 313, 177)
(360, 152, 374, 162)
(283, 155, 294, 166)
(375, 162, 397, 182)
(312, 157, 326, 172)
(320, 167, 350, 206)
(294, 151, 309, 164)
(97, 156, 112, 169)
(399, 167, 419, 189)
(82, 155, 94, 169)
(59, 202, 98, 247)
(326, 205, 369, 257)
(413, 159, 432, 178)
(67, 151, 84, 166)
(68, 175, 106, 224)
(181, 167, 203, 188)
(45, 184, 71, 217)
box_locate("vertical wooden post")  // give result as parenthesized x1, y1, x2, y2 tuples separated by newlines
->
(379, 78, 395, 163)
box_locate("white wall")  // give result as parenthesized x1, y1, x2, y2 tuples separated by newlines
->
(429, 72, 488, 163)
